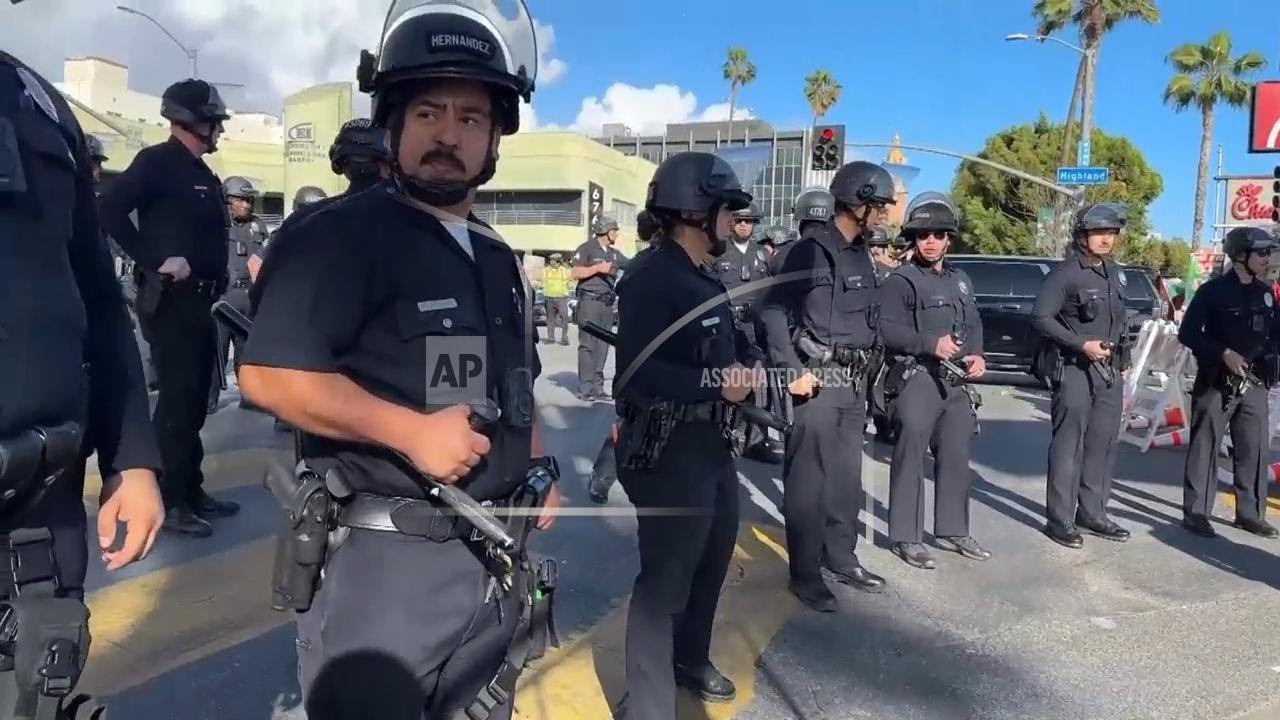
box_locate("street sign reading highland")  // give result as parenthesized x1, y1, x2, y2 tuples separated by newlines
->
(1057, 166, 1110, 185)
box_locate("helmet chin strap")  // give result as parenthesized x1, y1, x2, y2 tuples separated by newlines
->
(390, 120, 500, 208)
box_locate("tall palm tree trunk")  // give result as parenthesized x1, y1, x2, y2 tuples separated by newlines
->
(727, 84, 738, 145)
(1059, 59, 1085, 167)
(1192, 103, 1215, 249)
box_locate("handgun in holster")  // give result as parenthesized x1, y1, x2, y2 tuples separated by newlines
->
(1220, 364, 1265, 411)
(615, 398, 676, 471)
(263, 460, 339, 613)
(131, 267, 167, 318)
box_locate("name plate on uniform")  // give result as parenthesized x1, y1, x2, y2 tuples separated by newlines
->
(424, 336, 488, 407)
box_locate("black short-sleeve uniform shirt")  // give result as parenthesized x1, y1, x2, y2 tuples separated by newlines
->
(879, 262, 985, 359)
(571, 239, 626, 296)
(243, 186, 542, 501)
(1032, 254, 1126, 353)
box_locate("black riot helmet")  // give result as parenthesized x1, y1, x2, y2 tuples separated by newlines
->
(732, 202, 762, 222)
(1223, 226, 1279, 262)
(793, 187, 835, 228)
(646, 151, 752, 257)
(85, 134, 108, 163)
(1073, 203, 1126, 236)
(294, 186, 328, 209)
(330, 118, 390, 176)
(867, 228, 890, 247)
(222, 176, 258, 201)
(829, 161, 896, 209)
(357, 0, 538, 207)
(902, 192, 960, 239)
(762, 225, 789, 247)
(360, 0, 537, 133)
(636, 209, 660, 242)
(161, 79, 231, 153)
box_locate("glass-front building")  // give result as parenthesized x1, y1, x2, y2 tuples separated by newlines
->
(592, 120, 814, 230)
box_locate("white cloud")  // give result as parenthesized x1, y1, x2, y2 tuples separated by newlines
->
(6, 0, 566, 118)
(570, 83, 754, 136)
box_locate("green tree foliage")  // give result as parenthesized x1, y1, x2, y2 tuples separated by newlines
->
(951, 114, 1163, 258)
(1114, 235, 1190, 276)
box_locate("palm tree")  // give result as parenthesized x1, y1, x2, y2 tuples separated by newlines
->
(804, 69, 841, 128)
(1034, 0, 1160, 166)
(722, 47, 756, 144)
(1164, 32, 1266, 248)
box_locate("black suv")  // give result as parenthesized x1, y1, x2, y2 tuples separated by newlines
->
(946, 254, 1059, 374)
(944, 255, 1163, 376)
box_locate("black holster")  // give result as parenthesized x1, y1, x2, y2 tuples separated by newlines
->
(132, 268, 165, 318)
(615, 399, 678, 471)
(264, 463, 335, 613)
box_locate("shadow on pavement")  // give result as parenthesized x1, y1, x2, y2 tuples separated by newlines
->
(1149, 522, 1280, 592)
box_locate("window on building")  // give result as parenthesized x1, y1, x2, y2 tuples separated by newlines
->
(473, 190, 584, 226)
(611, 200, 637, 232)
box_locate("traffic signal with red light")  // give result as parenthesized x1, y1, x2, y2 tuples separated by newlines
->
(811, 124, 845, 171)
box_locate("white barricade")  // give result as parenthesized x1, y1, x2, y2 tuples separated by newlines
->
(1119, 320, 1192, 453)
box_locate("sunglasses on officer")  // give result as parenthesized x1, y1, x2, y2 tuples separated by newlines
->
(1253, 248, 1274, 258)
(916, 230, 954, 241)
(734, 218, 756, 225)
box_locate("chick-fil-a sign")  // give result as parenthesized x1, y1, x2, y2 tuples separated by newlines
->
(1227, 179, 1277, 225)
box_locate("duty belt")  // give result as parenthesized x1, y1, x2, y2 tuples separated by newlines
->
(337, 493, 503, 543)
(579, 290, 616, 306)
(674, 401, 735, 425)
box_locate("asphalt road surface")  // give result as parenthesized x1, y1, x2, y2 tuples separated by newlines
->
(76, 334, 1280, 720)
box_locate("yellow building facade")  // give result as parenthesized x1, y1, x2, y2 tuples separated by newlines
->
(62, 58, 655, 256)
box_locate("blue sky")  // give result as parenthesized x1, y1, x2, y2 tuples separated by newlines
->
(524, 0, 1279, 241)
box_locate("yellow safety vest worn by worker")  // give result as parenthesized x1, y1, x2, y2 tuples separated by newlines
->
(543, 265, 572, 298)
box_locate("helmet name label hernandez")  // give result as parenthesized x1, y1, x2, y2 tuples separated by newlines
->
(430, 33, 496, 59)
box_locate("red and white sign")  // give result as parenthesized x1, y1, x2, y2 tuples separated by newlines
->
(1250, 81, 1280, 153)
(1225, 178, 1277, 226)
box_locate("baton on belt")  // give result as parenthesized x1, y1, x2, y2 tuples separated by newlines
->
(221, 300, 517, 552)
(579, 320, 792, 435)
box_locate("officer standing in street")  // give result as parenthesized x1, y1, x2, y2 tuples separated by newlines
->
(878, 193, 991, 569)
(1032, 204, 1131, 549)
(99, 78, 239, 538)
(1, 48, 165, 719)
(712, 201, 781, 463)
(541, 253, 573, 345)
(612, 151, 757, 719)
(759, 162, 894, 612)
(572, 215, 627, 400)
(209, 176, 269, 413)
(238, 2, 561, 716)
(587, 210, 663, 504)
(1178, 226, 1280, 539)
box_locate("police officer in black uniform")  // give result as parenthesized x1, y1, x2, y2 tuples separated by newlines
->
(1032, 204, 1132, 549)
(868, 227, 897, 282)
(84, 134, 107, 184)
(0, 47, 164, 719)
(759, 162, 893, 612)
(209, 176, 269, 413)
(572, 215, 627, 400)
(328, 118, 392, 196)
(587, 210, 662, 504)
(239, 2, 561, 716)
(613, 151, 756, 719)
(712, 202, 781, 462)
(99, 78, 238, 538)
(879, 193, 991, 568)
(1179, 226, 1280, 539)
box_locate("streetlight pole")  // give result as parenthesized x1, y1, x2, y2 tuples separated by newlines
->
(116, 6, 198, 78)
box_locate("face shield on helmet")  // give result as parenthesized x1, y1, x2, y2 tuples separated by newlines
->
(362, 0, 538, 208)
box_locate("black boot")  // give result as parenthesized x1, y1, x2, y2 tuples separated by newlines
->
(1183, 514, 1217, 538)
(673, 662, 736, 702)
(1043, 521, 1084, 549)
(162, 506, 213, 537)
(193, 490, 240, 518)
(1235, 516, 1279, 538)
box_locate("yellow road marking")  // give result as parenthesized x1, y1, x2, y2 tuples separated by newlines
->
(1216, 492, 1280, 517)
(78, 537, 287, 696)
(513, 523, 796, 719)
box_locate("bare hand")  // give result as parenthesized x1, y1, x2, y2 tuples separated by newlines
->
(247, 254, 263, 283)
(157, 256, 191, 282)
(789, 370, 817, 398)
(964, 355, 987, 380)
(1223, 349, 1249, 376)
(1081, 340, 1112, 363)
(98, 468, 164, 571)
(720, 363, 757, 404)
(406, 405, 492, 484)
(933, 334, 963, 361)
(536, 483, 561, 531)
